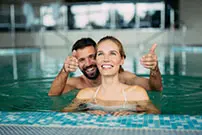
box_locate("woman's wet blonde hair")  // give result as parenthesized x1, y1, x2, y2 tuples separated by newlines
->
(96, 36, 126, 73)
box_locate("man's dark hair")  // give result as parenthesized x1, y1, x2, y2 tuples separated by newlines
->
(72, 38, 96, 51)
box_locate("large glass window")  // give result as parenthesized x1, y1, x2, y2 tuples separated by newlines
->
(113, 3, 135, 28)
(70, 3, 110, 29)
(0, 1, 170, 31)
(40, 3, 67, 29)
(70, 2, 164, 29)
(136, 3, 164, 28)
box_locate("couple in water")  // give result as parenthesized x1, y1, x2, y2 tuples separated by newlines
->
(50, 36, 162, 116)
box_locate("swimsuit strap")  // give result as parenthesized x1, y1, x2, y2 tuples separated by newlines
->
(122, 86, 137, 107)
(122, 88, 127, 108)
(93, 86, 101, 102)
(122, 88, 127, 102)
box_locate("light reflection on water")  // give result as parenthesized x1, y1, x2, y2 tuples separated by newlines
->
(0, 46, 202, 115)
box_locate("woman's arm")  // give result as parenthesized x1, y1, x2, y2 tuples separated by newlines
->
(126, 85, 149, 101)
(61, 88, 94, 112)
(61, 98, 91, 112)
(61, 98, 80, 112)
(136, 100, 161, 114)
(126, 85, 160, 114)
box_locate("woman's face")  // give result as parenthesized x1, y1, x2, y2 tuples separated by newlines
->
(96, 40, 124, 76)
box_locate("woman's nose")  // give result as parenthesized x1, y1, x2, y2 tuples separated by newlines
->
(103, 55, 110, 62)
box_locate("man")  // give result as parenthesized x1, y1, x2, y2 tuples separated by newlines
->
(49, 38, 162, 96)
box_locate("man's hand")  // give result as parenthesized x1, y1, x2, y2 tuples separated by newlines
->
(140, 44, 158, 70)
(49, 50, 79, 96)
(63, 50, 79, 73)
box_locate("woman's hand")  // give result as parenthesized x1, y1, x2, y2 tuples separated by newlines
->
(87, 110, 108, 116)
(112, 111, 134, 116)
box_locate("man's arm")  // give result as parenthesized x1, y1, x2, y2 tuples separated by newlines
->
(120, 44, 162, 91)
(48, 50, 79, 96)
(148, 63, 162, 90)
(48, 68, 75, 96)
(130, 64, 162, 91)
(119, 70, 161, 91)
(139, 44, 163, 91)
(48, 68, 68, 96)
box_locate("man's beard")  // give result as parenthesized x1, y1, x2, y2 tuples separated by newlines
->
(81, 65, 100, 80)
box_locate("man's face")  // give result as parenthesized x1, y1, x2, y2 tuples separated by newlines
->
(76, 46, 99, 80)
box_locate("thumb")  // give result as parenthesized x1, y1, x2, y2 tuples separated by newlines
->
(72, 50, 77, 57)
(149, 44, 157, 54)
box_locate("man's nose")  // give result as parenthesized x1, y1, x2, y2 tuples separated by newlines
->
(85, 58, 92, 66)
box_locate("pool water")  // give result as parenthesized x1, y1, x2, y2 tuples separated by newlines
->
(0, 46, 202, 115)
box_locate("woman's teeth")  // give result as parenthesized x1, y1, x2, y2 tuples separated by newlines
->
(102, 65, 113, 68)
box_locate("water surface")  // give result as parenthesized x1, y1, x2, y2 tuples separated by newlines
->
(0, 46, 202, 115)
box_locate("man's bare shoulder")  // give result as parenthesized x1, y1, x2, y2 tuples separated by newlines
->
(76, 87, 97, 100)
(125, 85, 146, 92)
(119, 71, 137, 85)
(66, 76, 82, 84)
(119, 71, 136, 78)
(125, 85, 149, 101)
(66, 75, 86, 88)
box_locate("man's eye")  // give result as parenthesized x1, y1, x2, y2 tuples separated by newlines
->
(89, 54, 95, 59)
(79, 59, 84, 62)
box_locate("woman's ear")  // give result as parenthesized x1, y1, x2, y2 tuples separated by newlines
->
(120, 57, 124, 65)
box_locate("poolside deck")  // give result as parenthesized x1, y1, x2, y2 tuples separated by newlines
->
(0, 112, 201, 135)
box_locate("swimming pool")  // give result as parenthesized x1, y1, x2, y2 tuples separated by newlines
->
(0, 46, 202, 134)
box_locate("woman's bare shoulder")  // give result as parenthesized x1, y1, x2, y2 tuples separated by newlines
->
(125, 85, 149, 101)
(76, 87, 96, 100)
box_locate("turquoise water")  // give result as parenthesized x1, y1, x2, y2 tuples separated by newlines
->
(0, 47, 202, 115)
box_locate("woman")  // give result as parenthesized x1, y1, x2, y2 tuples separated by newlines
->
(62, 36, 160, 116)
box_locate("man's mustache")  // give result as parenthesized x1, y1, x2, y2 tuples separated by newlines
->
(83, 65, 97, 71)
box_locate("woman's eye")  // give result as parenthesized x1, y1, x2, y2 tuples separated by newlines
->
(111, 52, 116, 55)
(97, 53, 103, 56)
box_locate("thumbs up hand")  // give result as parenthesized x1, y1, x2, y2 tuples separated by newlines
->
(140, 44, 158, 70)
(63, 50, 79, 73)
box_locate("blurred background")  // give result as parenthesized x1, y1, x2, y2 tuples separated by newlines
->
(0, 0, 202, 80)
(0, 0, 202, 114)
(0, 0, 196, 47)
